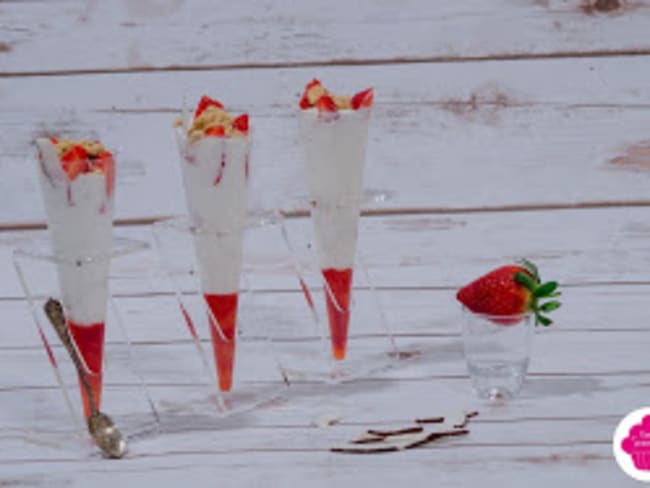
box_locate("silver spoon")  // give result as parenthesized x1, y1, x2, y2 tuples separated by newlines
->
(44, 298, 127, 459)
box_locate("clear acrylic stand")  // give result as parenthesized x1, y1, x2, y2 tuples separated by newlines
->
(12, 236, 160, 455)
(151, 213, 291, 423)
(273, 193, 411, 383)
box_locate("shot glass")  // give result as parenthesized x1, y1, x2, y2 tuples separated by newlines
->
(461, 309, 533, 400)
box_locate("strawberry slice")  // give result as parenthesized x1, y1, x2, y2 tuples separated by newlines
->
(195, 95, 225, 118)
(94, 151, 115, 198)
(233, 114, 249, 134)
(305, 78, 322, 91)
(316, 95, 337, 112)
(351, 88, 374, 110)
(299, 78, 322, 109)
(49, 137, 58, 145)
(61, 145, 89, 181)
(299, 94, 312, 109)
(204, 125, 226, 137)
(456, 259, 561, 326)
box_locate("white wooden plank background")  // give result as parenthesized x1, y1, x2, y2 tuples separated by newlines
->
(1, 0, 650, 75)
(1, 0, 648, 486)
(3, 56, 650, 225)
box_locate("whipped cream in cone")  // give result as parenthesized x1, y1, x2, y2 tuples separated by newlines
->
(176, 96, 250, 391)
(298, 80, 373, 360)
(35, 138, 114, 325)
(178, 131, 249, 294)
(299, 108, 370, 269)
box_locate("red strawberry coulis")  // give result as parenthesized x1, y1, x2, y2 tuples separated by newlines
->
(213, 152, 227, 186)
(204, 293, 239, 392)
(322, 268, 354, 360)
(68, 320, 105, 419)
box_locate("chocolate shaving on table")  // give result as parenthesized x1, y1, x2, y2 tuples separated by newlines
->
(332, 410, 479, 454)
(417, 410, 478, 428)
(366, 426, 424, 437)
(332, 429, 469, 454)
(387, 350, 420, 360)
(351, 436, 385, 445)
(332, 444, 402, 454)
(451, 410, 479, 429)
(406, 429, 469, 449)
(415, 416, 445, 424)
(352, 431, 425, 445)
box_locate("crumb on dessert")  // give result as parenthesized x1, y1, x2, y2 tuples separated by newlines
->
(299, 79, 373, 112)
(54, 139, 106, 159)
(49, 137, 114, 181)
(183, 95, 249, 142)
(332, 95, 352, 110)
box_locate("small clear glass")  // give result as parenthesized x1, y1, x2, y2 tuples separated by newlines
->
(461, 309, 533, 401)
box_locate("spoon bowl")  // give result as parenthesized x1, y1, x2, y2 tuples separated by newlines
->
(88, 412, 127, 459)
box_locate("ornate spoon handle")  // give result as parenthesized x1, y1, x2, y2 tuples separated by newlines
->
(43, 298, 98, 415)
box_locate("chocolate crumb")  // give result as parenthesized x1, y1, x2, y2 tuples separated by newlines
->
(416, 416, 445, 424)
(367, 426, 424, 437)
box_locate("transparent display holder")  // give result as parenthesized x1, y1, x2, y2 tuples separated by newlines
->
(12, 236, 160, 457)
(273, 192, 410, 384)
(151, 213, 292, 424)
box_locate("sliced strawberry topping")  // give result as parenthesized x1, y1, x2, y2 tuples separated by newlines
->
(316, 95, 337, 112)
(233, 114, 249, 134)
(94, 151, 115, 198)
(61, 145, 89, 181)
(299, 79, 322, 109)
(204, 125, 226, 137)
(306, 78, 322, 91)
(61, 145, 87, 162)
(49, 137, 58, 145)
(299, 93, 311, 109)
(94, 150, 113, 164)
(194, 95, 225, 118)
(351, 88, 374, 109)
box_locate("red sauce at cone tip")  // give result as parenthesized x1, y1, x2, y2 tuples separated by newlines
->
(322, 268, 353, 360)
(67, 320, 105, 419)
(204, 293, 239, 392)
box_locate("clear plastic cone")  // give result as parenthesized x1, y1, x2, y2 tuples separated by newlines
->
(177, 130, 250, 392)
(35, 138, 115, 418)
(299, 108, 371, 360)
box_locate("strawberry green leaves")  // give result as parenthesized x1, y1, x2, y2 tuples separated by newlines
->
(513, 271, 536, 292)
(539, 301, 561, 312)
(514, 259, 561, 327)
(533, 281, 557, 298)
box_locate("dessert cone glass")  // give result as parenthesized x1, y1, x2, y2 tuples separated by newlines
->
(176, 127, 249, 394)
(299, 108, 370, 361)
(34, 138, 114, 419)
(151, 212, 292, 419)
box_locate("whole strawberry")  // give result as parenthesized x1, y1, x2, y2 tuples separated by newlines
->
(456, 260, 561, 326)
